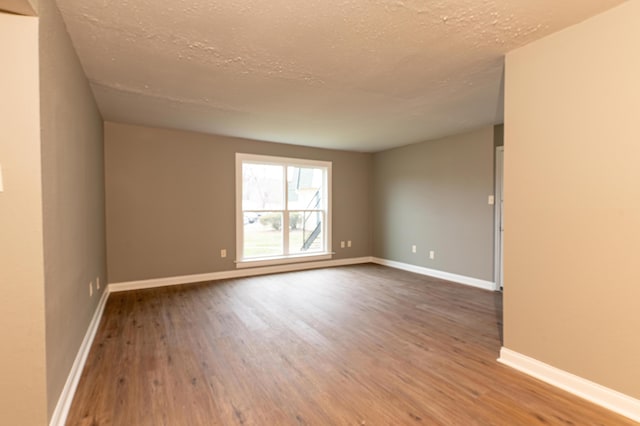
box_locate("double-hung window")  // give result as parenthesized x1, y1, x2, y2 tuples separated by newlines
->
(235, 153, 332, 268)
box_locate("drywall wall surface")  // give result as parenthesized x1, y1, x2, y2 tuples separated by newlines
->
(0, 12, 48, 426)
(0, 0, 37, 15)
(504, 0, 640, 398)
(372, 126, 495, 281)
(38, 0, 107, 418)
(105, 122, 372, 283)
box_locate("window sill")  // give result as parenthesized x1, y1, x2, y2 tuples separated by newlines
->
(235, 253, 333, 269)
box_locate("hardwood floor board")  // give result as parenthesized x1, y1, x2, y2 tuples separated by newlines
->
(66, 264, 635, 425)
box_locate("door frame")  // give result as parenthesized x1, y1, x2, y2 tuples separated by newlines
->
(494, 146, 504, 291)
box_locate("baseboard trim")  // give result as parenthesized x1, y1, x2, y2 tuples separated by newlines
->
(109, 256, 373, 292)
(49, 288, 110, 426)
(371, 257, 495, 291)
(498, 347, 640, 423)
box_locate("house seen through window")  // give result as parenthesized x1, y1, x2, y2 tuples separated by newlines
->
(235, 153, 332, 267)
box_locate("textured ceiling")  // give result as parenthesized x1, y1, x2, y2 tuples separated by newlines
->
(56, 0, 625, 152)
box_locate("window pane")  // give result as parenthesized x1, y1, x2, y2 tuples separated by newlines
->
(289, 211, 323, 254)
(287, 166, 323, 210)
(243, 212, 283, 258)
(243, 163, 284, 211)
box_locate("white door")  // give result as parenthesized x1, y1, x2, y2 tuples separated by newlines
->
(494, 147, 504, 291)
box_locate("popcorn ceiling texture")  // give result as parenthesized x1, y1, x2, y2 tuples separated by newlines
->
(56, 0, 624, 151)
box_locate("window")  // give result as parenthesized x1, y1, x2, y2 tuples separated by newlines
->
(235, 153, 332, 268)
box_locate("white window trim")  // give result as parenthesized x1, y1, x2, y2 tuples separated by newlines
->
(235, 153, 332, 268)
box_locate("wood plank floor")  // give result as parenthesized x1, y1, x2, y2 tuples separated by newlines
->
(66, 264, 635, 425)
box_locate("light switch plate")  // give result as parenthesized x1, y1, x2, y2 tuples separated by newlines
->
(488, 195, 495, 205)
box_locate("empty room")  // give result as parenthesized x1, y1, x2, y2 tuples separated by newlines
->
(1, 0, 639, 425)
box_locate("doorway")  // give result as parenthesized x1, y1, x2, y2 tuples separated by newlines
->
(494, 147, 504, 291)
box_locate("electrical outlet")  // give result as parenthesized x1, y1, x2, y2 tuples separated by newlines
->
(340, 241, 345, 248)
(347, 240, 352, 248)
(89, 282, 93, 297)
(412, 245, 417, 253)
(429, 250, 435, 260)
(220, 249, 227, 258)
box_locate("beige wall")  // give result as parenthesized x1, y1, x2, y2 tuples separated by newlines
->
(38, 0, 107, 418)
(504, 1, 640, 398)
(105, 122, 372, 283)
(0, 0, 37, 16)
(0, 12, 48, 425)
(372, 126, 496, 281)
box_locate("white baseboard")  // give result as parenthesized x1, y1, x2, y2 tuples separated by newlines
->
(109, 256, 373, 292)
(110, 257, 496, 293)
(499, 347, 640, 423)
(371, 257, 496, 291)
(49, 288, 110, 426)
